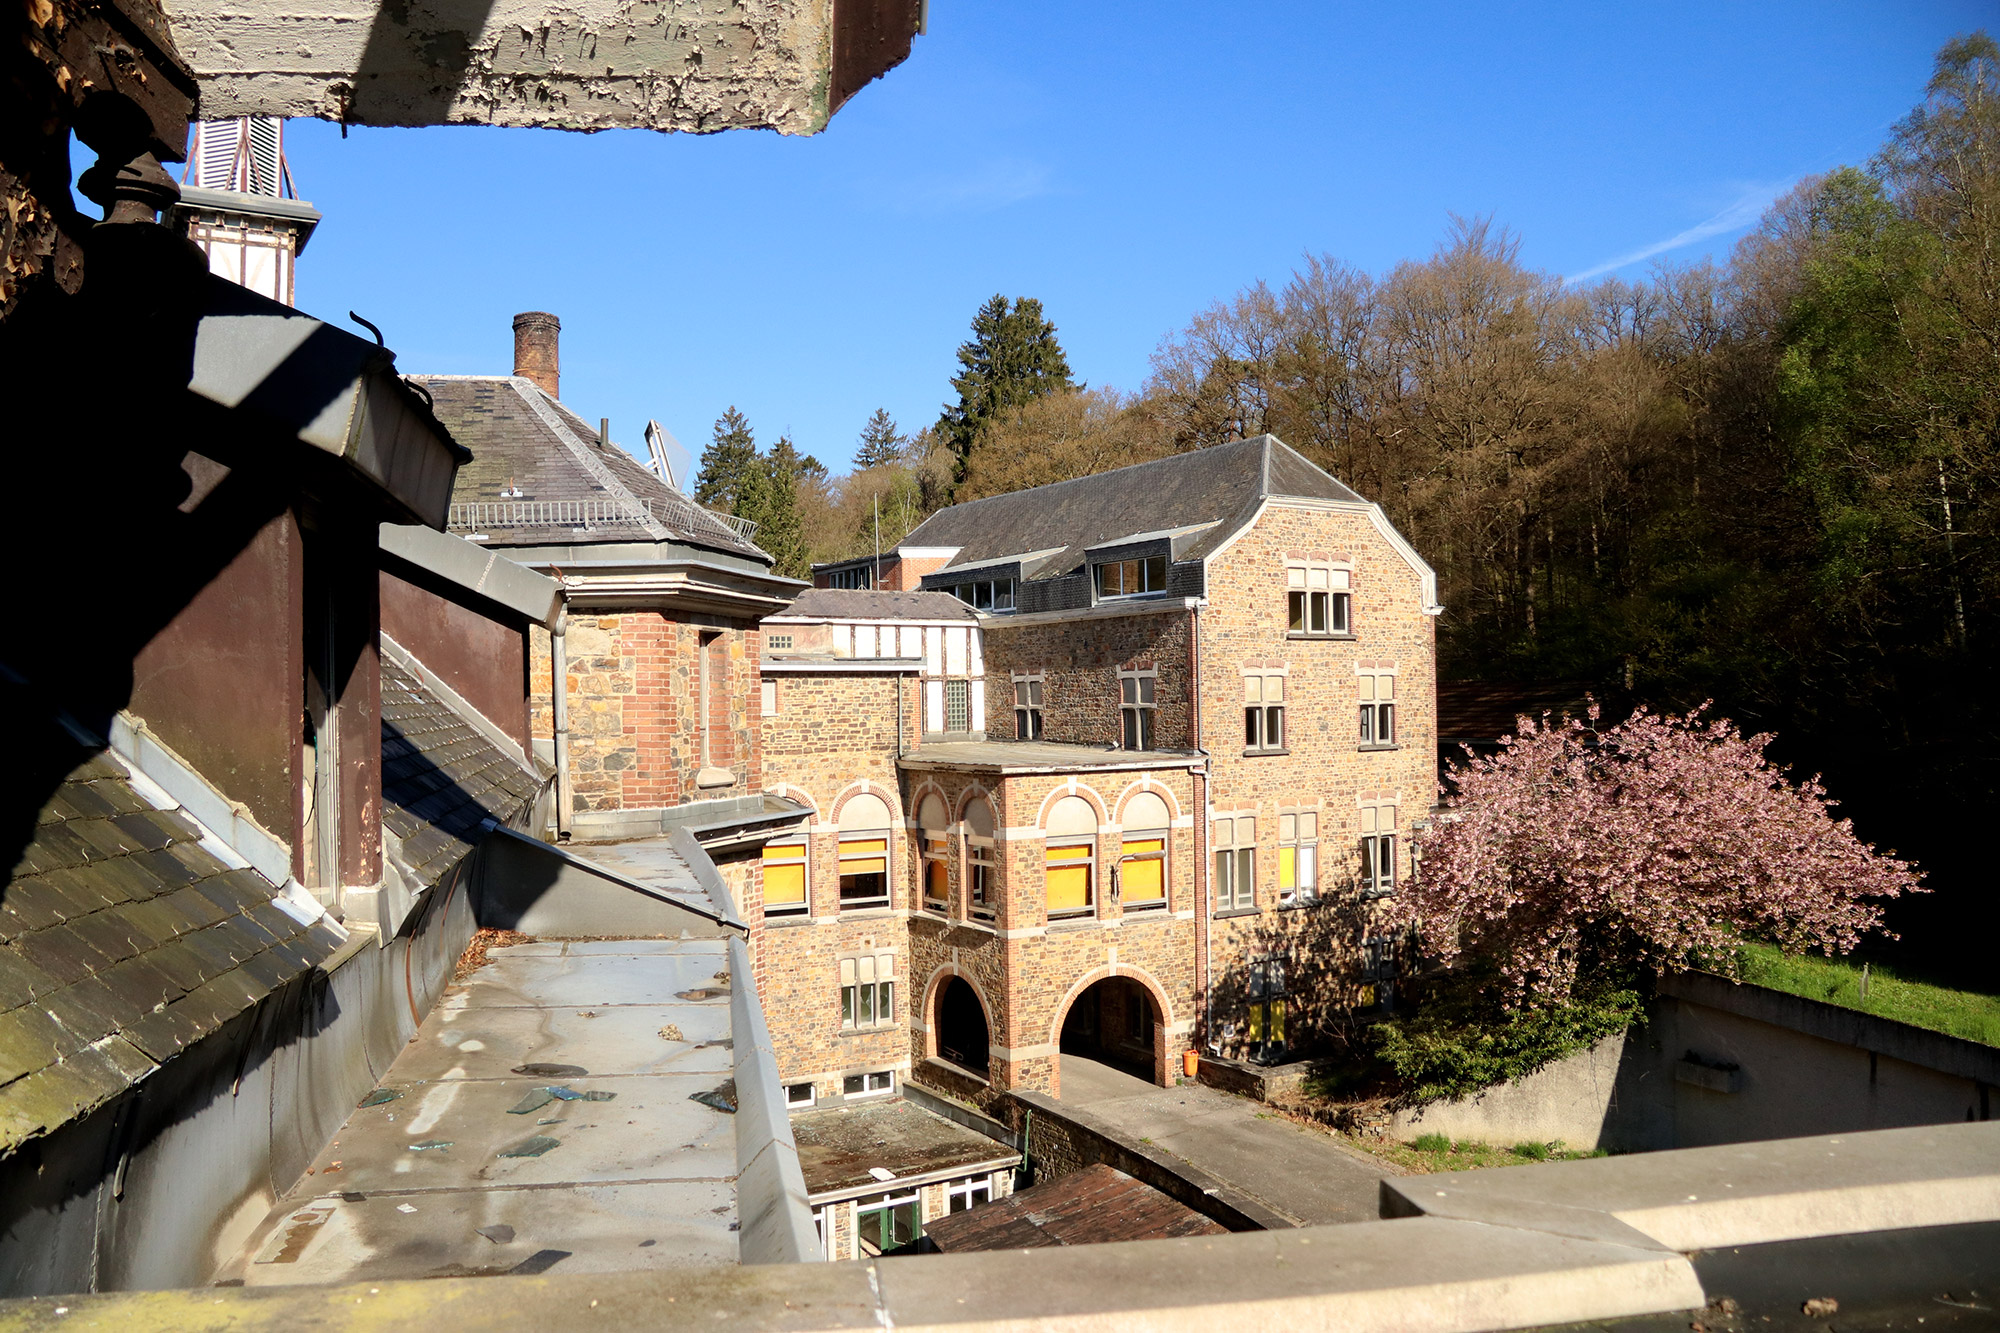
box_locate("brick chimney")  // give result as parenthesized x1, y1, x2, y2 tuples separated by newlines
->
(512, 311, 561, 398)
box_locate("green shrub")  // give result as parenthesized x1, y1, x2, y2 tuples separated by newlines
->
(1371, 975, 1645, 1106)
(1411, 1132, 1451, 1153)
(1510, 1140, 1554, 1161)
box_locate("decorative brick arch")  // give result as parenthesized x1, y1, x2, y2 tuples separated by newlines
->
(1048, 963, 1177, 1093)
(828, 779, 902, 827)
(1112, 778, 1183, 826)
(767, 783, 820, 820)
(906, 779, 952, 829)
(1033, 781, 1109, 830)
(920, 963, 996, 1082)
(954, 782, 998, 826)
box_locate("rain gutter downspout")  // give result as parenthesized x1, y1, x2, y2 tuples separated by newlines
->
(1190, 600, 1212, 1056)
(551, 599, 573, 843)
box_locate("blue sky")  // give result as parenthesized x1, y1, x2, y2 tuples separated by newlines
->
(283, 2, 1990, 475)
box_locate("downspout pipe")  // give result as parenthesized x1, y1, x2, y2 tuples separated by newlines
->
(1190, 601, 1212, 1057)
(551, 604, 572, 843)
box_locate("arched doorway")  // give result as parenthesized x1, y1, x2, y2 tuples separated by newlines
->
(1057, 977, 1156, 1087)
(934, 976, 989, 1075)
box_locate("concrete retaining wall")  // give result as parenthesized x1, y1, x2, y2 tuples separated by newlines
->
(1002, 1090, 1290, 1232)
(1385, 972, 1996, 1152)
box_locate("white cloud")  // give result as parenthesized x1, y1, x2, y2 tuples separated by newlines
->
(1566, 178, 1799, 283)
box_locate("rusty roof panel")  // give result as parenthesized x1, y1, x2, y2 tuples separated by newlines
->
(921, 1164, 1228, 1252)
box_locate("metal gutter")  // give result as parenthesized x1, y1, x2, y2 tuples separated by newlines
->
(728, 935, 823, 1263)
(379, 524, 563, 630)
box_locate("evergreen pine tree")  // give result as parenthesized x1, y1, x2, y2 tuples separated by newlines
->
(935, 295, 1075, 489)
(854, 408, 906, 469)
(694, 407, 758, 509)
(747, 434, 809, 580)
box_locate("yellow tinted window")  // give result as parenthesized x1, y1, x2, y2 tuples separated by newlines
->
(1046, 844, 1092, 864)
(1123, 838, 1165, 855)
(764, 863, 806, 905)
(1123, 857, 1164, 900)
(841, 839, 888, 857)
(1046, 864, 1091, 910)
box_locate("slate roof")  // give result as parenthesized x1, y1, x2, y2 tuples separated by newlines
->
(379, 655, 545, 890)
(415, 376, 768, 561)
(770, 589, 977, 622)
(902, 435, 1366, 581)
(921, 1164, 1226, 1251)
(1, 713, 343, 1153)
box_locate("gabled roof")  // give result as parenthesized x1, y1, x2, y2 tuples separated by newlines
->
(2, 709, 344, 1152)
(415, 376, 767, 562)
(903, 435, 1366, 581)
(771, 588, 976, 622)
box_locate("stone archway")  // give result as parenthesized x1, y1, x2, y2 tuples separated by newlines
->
(1052, 969, 1171, 1096)
(934, 975, 990, 1077)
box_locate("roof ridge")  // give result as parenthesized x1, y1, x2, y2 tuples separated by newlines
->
(911, 436, 1268, 530)
(508, 381, 672, 541)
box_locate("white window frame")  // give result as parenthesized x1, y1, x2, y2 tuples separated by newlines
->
(1359, 668, 1397, 748)
(1119, 668, 1157, 750)
(842, 1068, 896, 1099)
(1013, 672, 1045, 740)
(1360, 801, 1398, 898)
(785, 1081, 816, 1108)
(853, 1184, 921, 1255)
(761, 836, 810, 918)
(1094, 554, 1168, 600)
(947, 1175, 994, 1214)
(1277, 809, 1319, 907)
(839, 953, 897, 1032)
(1244, 671, 1286, 754)
(1212, 814, 1256, 913)
(1117, 827, 1169, 912)
(1286, 561, 1352, 637)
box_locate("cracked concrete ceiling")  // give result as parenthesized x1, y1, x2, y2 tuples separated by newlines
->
(164, 0, 921, 134)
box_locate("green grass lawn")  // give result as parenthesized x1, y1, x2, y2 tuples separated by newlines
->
(1352, 1133, 1605, 1174)
(1734, 942, 2000, 1047)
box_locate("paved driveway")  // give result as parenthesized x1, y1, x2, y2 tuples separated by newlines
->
(1057, 1055, 1396, 1226)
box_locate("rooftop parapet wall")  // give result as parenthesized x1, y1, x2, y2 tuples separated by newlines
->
(166, 0, 921, 133)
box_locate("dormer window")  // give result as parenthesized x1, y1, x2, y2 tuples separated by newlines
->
(945, 577, 1015, 610)
(1095, 556, 1167, 600)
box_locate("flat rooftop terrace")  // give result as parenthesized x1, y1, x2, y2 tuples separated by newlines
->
(215, 938, 744, 1285)
(790, 1099, 1019, 1199)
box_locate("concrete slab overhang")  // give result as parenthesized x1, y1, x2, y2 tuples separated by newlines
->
(189, 277, 466, 525)
(164, 0, 923, 134)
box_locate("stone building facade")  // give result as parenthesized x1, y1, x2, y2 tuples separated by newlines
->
(749, 436, 1440, 1107)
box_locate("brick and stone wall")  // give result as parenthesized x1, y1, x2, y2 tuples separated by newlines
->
(528, 609, 763, 813)
(1199, 502, 1438, 1059)
(983, 611, 1192, 748)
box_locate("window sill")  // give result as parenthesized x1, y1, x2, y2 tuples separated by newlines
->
(838, 902, 894, 916)
(1285, 632, 1356, 641)
(1357, 744, 1401, 753)
(1047, 914, 1104, 931)
(1212, 906, 1262, 921)
(762, 912, 817, 928)
(839, 1024, 901, 1037)
(1276, 896, 1322, 911)
(1359, 887, 1396, 901)
(1243, 748, 1290, 758)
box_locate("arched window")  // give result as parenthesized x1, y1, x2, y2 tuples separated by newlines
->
(1119, 791, 1170, 911)
(1044, 794, 1098, 919)
(838, 792, 893, 909)
(917, 793, 949, 913)
(963, 795, 997, 918)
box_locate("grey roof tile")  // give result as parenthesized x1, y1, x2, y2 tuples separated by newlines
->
(1, 718, 339, 1152)
(903, 434, 1365, 581)
(777, 588, 978, 622)
(414, 376, 770, 559)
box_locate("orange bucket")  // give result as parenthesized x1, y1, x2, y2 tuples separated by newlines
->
(1182, 1049, 1200, 1078)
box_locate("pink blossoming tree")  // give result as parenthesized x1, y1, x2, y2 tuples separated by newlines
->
(1395, 704, 1922, 1010)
